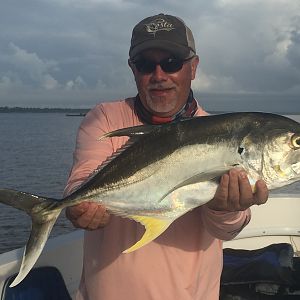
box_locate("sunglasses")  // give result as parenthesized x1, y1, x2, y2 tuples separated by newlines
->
(132, 56, 194, 74)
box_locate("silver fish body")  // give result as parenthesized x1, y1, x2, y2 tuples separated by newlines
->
(1, 112, 300, 286)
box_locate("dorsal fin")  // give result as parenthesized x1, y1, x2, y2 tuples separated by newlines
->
(98, 123, 159, 141)
(75, 125, 158, 190)
(78, 124, 161, 187)
(86, 139, 136, 181)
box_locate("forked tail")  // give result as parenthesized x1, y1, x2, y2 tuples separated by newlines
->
(0, 189, 62, 287)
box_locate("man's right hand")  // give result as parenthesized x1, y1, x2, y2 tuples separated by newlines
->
(66, 202, 110, 230)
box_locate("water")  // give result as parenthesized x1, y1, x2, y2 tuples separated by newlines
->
(0, 112, 300, 254)
(0, 113, 82, 253)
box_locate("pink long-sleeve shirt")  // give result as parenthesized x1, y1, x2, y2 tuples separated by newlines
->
(64, 97, 251, 300)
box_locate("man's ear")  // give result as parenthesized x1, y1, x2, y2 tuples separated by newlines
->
(191, 55, 199, 80)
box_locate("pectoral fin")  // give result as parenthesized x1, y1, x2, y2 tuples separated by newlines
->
(159, 166, 233, 202)
(123, 216, 172, 253)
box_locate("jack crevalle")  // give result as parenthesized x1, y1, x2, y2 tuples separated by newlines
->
(1, 112, 300, 287)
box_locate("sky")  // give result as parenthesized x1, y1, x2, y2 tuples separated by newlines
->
(0, 0, 300, 112)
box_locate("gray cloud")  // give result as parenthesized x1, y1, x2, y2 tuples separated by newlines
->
(193, 0, 300, 93)
(0, 0, 299, 110)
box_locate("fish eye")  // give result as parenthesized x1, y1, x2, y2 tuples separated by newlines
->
(238, 146, 244, 155)
(291, 134, 300, 149)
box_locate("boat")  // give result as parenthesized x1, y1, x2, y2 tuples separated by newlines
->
(221, 194, 300, 298)
(0, 230, 83, 298)
(0, 194, 299, 298)
(65, 113, 86, 117)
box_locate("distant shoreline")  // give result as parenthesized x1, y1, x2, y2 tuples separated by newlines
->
(0, 107, 90, 114)
(0, 107, 299, 116)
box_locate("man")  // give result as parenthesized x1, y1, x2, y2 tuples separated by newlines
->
(65, 13, 268, 300)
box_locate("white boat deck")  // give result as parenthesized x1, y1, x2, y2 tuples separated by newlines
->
(223, 194, 300, 252)
(0, 230, 84, 298)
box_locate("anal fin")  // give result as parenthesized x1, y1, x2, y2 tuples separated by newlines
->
(123, 216, 172, 253)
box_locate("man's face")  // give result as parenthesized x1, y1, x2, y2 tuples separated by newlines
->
(129, 49, 199, 117)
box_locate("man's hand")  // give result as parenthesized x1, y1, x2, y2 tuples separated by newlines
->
(66, 202, 110, 230)
(207, 169, 269, 211)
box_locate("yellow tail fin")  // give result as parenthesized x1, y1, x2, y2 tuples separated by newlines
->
(123, 216, 172, 253)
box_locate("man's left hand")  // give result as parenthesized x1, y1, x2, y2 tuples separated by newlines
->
(207, 169, 269, 211)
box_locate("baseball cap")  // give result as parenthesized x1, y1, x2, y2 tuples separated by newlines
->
(129, 13, 196, 60)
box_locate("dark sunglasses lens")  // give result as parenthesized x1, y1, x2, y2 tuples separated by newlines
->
(161, 58, 183, 73)
(134, 57, 185, 74)
(135, 60, 156, 74)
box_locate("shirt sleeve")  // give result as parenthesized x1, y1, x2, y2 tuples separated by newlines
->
(63, 104, 114, 196)
(200, 205, 251, 241)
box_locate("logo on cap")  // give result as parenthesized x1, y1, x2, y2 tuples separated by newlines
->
(145, 18, 175, 35)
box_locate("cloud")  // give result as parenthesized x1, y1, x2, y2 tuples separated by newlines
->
(0, 0, 299, 109)
(65, 76, 87, 91)
(0, 76, 14, 89)
(192, 70, 238, 93)
(1, 43, 59, 90)
(192, 0, 300, 93)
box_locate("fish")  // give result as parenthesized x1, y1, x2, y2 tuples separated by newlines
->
(1, 112, 300, 287)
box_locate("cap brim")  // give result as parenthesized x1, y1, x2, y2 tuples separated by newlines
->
(129, 40, 192, 59)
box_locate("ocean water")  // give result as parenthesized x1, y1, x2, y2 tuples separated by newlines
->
(0, 112, 300, 254)
(0, 113, 81, 253)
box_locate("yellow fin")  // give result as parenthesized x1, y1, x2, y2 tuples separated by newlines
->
(123, 216, 172, 253)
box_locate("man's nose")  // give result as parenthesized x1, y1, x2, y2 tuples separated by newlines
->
(151, 64, 168, 81)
